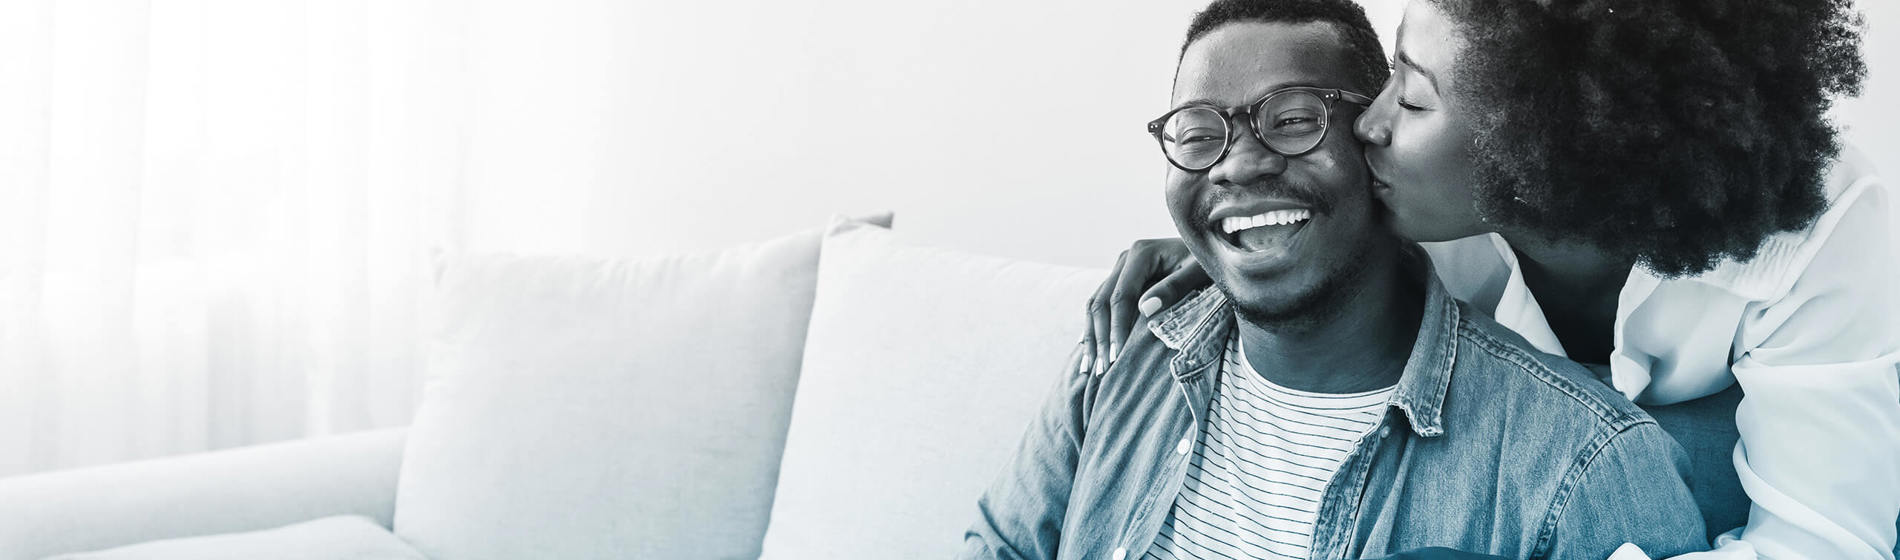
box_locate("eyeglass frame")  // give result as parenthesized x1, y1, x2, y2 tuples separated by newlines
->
(1145, 86, 1374, 172)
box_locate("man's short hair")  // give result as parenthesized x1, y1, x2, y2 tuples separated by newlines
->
(1180, 0, 1391, 95)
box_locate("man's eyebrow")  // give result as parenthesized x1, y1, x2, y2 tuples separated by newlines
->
(1395, 50, 1438, 89)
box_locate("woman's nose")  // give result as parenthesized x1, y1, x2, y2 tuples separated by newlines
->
(1354, 81, 1399, 147)
(1355, 100, 1392, 146)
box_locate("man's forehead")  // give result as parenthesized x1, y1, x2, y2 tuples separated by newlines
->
(1172, 21, 1355, 105)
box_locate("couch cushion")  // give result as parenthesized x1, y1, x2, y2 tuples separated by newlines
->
(46, 516, 424, 560)
(394, 217, 881, 560)
(759, 217, 1105, 558)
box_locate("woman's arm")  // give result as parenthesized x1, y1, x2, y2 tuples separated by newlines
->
(1717, 177, 1900, 560)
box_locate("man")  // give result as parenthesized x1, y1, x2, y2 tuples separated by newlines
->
(959, 0, 1708, 559)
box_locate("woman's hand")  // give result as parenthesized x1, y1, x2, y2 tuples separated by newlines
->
(1076, 238, 1209, 375)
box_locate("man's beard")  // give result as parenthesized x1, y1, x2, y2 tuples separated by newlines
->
(1226, 256, 1366, 333)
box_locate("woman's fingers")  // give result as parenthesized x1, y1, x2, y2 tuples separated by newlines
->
(1082, 238, 1204, 375)
(1138, 255, 1209, 317)
(1106, 245, 1170, 365)
(1087, 250, 1128, 375)
(1107, 239, 1205, 371)
(1066, 334, 1088, 376)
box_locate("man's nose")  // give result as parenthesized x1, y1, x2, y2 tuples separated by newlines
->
(1207, 122, 1288, 187)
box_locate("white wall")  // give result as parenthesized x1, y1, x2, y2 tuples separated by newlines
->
(456, 0, 1897, 268)
(1833, 1, 1899, 172)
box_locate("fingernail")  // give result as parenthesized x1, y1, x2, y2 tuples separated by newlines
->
(1079, 353, 1092, 374)
(1109, 342, 1121, 361)
(1139, 297, 1163, 316)
(1094, 358, 1106, 376)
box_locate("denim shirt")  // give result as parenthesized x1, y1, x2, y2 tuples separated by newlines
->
(961, 253, 1708, 560)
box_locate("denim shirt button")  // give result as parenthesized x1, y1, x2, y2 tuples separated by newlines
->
(1175, 436, 1191, 455)
(1379, 425, 1392, 438)
(1112, 547, 1127, 560)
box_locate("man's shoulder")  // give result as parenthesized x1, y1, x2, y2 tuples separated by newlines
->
(1444, 303, 1655, 436)
(1144, 287, 1229, 350)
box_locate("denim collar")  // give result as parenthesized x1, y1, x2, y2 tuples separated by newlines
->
(1145, 245, 1457, 437)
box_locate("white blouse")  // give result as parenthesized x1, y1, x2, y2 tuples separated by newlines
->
(1422, 145, 1900, 560)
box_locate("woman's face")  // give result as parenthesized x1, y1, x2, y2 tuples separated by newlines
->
(1354, 0, 1488, 243)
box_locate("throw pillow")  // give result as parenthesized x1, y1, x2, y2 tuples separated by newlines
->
(759, 217, 1104, 558)
(395, 215, 883, 560)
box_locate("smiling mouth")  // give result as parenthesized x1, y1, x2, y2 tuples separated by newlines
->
(1217, 208, 1312, 252)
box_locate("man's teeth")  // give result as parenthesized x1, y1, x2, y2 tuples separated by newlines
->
(1220, 209, 1313, 234)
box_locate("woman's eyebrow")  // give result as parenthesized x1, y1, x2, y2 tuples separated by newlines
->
(1396, 50, 1439, 89)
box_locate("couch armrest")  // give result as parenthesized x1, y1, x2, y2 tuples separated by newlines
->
(0, 427, 407, 560)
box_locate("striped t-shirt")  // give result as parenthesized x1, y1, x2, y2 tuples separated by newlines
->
(1144, 332, 1396, 560)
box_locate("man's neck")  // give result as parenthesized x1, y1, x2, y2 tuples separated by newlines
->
(1235, 248, 1422, 394)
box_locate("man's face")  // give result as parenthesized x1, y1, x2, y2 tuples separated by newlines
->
(1165, 21, 1390, 326)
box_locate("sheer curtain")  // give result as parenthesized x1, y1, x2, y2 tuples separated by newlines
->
(0, 0, 468, 477)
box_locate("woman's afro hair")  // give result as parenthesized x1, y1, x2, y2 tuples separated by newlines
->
(1432, 0, 1866, 277)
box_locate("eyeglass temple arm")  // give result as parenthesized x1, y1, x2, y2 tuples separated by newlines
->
(1337, 90, 1375, 105)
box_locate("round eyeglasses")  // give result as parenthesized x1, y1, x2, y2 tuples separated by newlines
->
(1145, 87, 1373, 172)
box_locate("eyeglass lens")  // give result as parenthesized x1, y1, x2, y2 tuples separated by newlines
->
(1158, 90, 1329, 170)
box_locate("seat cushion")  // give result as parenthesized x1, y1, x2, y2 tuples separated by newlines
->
(46, 516, 424, 560)
(759, 217, 1105, 558)
(394, 216, 883, 560)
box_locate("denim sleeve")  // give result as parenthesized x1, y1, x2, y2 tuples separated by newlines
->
(958, 368, 1095, 560)
(1537, 423, 1709, 560)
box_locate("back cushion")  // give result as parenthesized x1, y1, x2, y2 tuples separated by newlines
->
(759, 218, 1104, 558)
(394, 220, 861, 560)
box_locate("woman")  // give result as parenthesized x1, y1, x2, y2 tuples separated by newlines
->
(1080, 0, 1896, 558)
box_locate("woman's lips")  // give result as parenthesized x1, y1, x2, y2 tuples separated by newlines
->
(1365, 157, 1396, 196)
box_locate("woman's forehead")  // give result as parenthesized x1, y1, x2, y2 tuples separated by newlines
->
(1395, 0, 1460, 83)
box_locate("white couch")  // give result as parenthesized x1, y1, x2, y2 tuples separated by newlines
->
(0, 215, 1750, 559)
(0, 216, 1108, 559)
